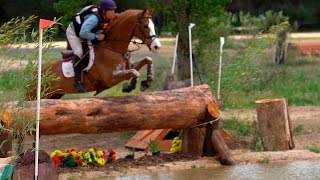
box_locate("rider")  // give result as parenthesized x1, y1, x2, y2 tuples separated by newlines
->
(66, 0, 117, 93)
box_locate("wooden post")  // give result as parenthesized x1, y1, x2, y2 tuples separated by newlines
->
(180, 127, 206, 156)
(211, 129, 235, 165)
(255, 98, 295, 151)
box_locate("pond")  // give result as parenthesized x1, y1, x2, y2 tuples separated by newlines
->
(98, 160, 320, 180)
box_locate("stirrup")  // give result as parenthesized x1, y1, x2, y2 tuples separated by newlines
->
(74, 81, 86, 93)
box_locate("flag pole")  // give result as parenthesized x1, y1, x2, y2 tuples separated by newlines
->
(35, 18, 56, 180)
(217, 37, 225, 100)
(35, 27, 43, 180)
(171, 32, 179, 75)
(188, 23, 195, 87)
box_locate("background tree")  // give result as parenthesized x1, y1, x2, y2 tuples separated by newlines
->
(146, 0, 230, 80)
(226, 0, 320, 30)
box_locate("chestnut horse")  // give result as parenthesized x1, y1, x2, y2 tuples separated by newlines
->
(26, 9, 161, 100)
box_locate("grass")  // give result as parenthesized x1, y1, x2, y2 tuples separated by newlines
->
(221, 117, 256, 137)
(308, 145, 320, 153)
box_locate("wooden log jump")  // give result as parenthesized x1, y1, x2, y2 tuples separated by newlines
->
(1, 84, 235, 165)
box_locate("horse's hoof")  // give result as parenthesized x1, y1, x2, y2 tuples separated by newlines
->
(122, 83, 133, 93)
(140, 80, 150, 91)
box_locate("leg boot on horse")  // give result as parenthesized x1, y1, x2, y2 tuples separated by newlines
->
(73, 55, 86, 93)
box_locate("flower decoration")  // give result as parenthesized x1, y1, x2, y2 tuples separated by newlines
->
(50, 148, 116, 167)
(170, 137, 182, 153)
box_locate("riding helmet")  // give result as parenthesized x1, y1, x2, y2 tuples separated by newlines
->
(99, 0, 117, 10)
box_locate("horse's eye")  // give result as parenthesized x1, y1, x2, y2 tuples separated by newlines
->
(143, 25, 149, 29)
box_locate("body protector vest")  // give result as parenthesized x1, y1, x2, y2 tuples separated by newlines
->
(72, 5, 109, 37)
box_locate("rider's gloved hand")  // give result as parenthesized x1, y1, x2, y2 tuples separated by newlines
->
(96, 33, 105, 41)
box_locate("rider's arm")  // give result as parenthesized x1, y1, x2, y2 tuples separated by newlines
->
(79, 14, 99, 40)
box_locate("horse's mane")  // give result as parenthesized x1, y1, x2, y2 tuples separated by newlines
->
(107, 9, 142, 32)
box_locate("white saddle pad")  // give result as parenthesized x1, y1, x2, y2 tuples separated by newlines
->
(62, 40, 95, 78)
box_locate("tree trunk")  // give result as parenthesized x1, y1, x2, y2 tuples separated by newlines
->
(175, 0, 191, 80)
(2, 84, 218, 135)
(255, 98, 295, 151)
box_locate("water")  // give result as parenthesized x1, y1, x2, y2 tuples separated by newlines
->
(99, 160, 320, 180)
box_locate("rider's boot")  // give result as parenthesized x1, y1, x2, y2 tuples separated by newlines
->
(73, 55, 86, 93)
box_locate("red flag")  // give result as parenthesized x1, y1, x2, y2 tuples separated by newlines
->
(39, 19, 56, 29)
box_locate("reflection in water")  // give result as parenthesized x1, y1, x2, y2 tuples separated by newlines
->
(98, 161, 320, 180)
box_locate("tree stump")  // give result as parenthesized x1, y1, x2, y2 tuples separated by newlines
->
(255, 98, 295, 151)
(12, 149, 59, 180)
(0, 129, 12, 157)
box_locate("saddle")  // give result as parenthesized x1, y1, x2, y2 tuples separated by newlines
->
(60, 41, 95, 78)
(61, 50, 74, 62)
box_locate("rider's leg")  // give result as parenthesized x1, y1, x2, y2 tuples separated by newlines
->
(66, 24, 86, 93)
(72, 55, 86, 93)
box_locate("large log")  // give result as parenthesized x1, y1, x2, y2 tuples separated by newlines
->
(2, 84, 218, 135)
(255, 98, 295, 151)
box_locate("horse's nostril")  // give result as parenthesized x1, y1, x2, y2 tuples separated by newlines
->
(154, 46, 158, 50)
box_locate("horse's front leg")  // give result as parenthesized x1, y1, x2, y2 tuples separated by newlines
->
(112, 64, 140, 80)
(131, 56, 153, 91)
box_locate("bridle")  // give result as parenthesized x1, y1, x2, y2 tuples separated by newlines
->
(100, 11, 157, 53)
(133, 14, 157, 51)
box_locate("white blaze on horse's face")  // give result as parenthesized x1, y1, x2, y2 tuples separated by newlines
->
(148, 19, 161, 53)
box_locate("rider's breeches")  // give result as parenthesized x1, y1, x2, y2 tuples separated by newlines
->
(66, 24, 83, 58)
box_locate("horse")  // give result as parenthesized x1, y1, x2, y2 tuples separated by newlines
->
(26, 9, 161, 100)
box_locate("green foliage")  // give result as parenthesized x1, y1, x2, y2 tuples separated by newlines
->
(0, 16, 60, 155)
(308, 145, 320, 153)
(293, 124, 306, 135)
(148, 139, 159, 153)
(146, 0, 230, 79)
(222, 118, 264, 151)
(0, 70, 22, 91)
(221, 117, 255, 137)
(218, 34, 274, 108)
(0, 16, 37, 45)
(250, 121, 264, 152)
(53, 0, 100, 28)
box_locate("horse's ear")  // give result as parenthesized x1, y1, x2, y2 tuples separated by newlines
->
(142, 8, 154, 16)
(142, 8, 147, 16)
(148, 8, 155, 16)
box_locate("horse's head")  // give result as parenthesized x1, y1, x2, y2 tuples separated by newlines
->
(134, 9, 161, 53)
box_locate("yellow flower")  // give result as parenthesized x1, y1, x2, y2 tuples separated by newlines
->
(84, 152, 91, 160)
(170, 137, 182, 153)
(96, 151, 104, 158)
(96, 158, 105, 166)
(71, 151, 78, 158)
(82, 161, 87, 167)
(50, 150, 63, 157)
(88, 148, 95, 153)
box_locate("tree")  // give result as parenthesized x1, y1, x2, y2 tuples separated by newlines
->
(146, 0, 230, 80)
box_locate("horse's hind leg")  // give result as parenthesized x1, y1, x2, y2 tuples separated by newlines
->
(131, 56, 153, 91)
